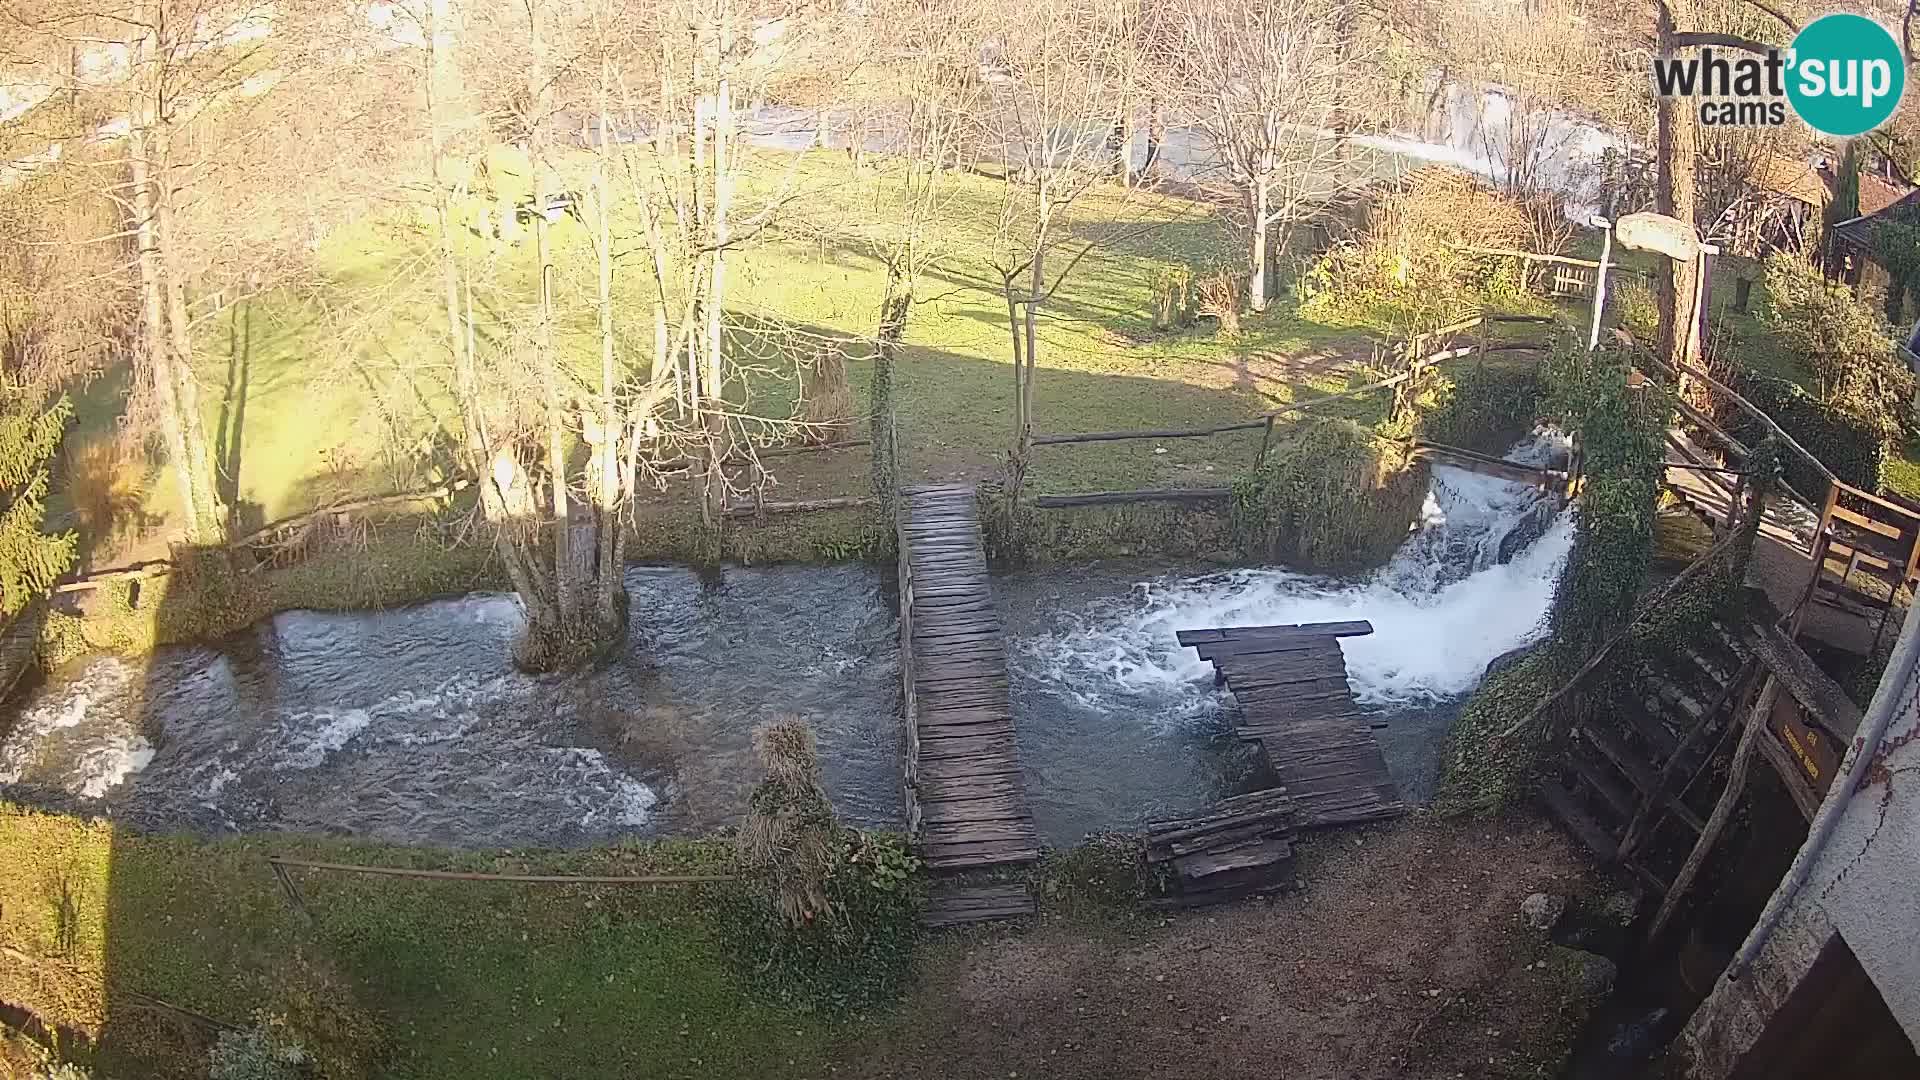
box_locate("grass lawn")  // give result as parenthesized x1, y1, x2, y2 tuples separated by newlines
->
(61, 148, 1445, 563)
(0, 806, 851, 1080)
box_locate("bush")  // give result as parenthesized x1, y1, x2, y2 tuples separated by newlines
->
(1436, 342, 1666, 813)
(1149, 265, 1195, 330)
(721, 830, 922, 1017)
(1231, 418, 1427, 573)
(1295, 170, 1538, 331)
(1731, 374, 1886, 495)
(1611, 276, 1659, 342)
(207, 1019, 307, 1080)
(726, 717, 923, 1016)
(1760, 252, 1911, 452)
(1417, 366, 1547, 455)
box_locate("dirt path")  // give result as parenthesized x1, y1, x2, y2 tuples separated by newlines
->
(839, 813, 1600, 1080)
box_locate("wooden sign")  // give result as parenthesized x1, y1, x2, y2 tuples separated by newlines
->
(1616, 212, 1702, 261)
(1771, 692, 1841, 796)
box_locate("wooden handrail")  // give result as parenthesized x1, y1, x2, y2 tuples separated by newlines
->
(1641, 353, 1837, 488)
(1831, 478, 1920, 523)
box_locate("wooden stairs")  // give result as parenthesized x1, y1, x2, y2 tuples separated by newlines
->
(1539, 618, 1761, 896)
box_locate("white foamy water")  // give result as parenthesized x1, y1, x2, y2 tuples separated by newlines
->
(1018, 432, 1575, 713)
(0, 657, 155, 798)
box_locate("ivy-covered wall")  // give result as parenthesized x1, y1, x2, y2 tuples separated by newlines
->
(1435, 344, 1671, 814)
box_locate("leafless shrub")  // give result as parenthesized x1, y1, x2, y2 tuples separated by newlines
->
(1193, 271, 1241, 336)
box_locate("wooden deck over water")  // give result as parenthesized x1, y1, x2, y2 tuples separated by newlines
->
(1179, 622, 1406, 829)
(897, 485, 1042, 875)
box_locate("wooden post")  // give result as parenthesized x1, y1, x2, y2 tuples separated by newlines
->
(1788, 485, 1841, 637)
(1255, 415, 1276, 471)
(1644, 673, 1779, 946)
(271, 860, 314, 924)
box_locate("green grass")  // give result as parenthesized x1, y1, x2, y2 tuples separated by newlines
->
(0, 806, 859, 1080)
(64, 148, 1421, 556)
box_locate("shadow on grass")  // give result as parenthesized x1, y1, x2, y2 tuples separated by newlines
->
(3, 316, 1359, 1078)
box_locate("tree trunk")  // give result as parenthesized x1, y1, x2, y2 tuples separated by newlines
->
(153, 146, 229, 544)
(701, 23, 733, 527)
(128, 124, 204, 544)
(1249, 176, 1271, 314)
(1143, 100, 1164, 178)
(1656, 0, 1701, 390)
(872, 270, 910, 502)
(593, 65, 625, 630)
(127, 15, 224, 547)
(528, 1, 579, 635)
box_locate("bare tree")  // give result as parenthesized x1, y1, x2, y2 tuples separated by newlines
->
(3, 0, 387, 545)
(979, 0, 1146, 499)
(1155, 0, 1367, 313)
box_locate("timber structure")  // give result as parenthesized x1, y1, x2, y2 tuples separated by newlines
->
(1179, 621, 1405, 829)
(895, 485, 1041, 924)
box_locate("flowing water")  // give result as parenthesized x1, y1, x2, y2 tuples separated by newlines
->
(0, 436, 1575, 848)
(0, 567, 904, 847)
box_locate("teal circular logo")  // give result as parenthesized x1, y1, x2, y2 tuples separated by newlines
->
(1787, 14, 1905, 136)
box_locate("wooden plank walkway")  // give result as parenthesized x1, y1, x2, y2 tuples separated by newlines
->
(897, 485, 1041, 873)
(1177, 621, 1406, 829)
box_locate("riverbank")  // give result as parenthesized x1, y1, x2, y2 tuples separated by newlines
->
(0, 805, 1613, 1080)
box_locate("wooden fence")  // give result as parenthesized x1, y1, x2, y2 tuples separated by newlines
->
(1024, 313, 1556, 508)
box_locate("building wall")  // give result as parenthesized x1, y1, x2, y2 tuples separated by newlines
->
(1683, 609, 1920, 1076)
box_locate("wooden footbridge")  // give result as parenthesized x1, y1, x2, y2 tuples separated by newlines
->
(896, 485, 1041, 924)
(1179, 622, 1406, 828)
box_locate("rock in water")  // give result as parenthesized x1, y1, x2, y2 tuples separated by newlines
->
(1497, 499, 1561, 565)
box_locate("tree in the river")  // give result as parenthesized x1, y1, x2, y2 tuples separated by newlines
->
(416, 0, 848, 667)
(415, 0, 636, 669)
(1153, 0, 1365, 314)
(0, 388, 75, 616)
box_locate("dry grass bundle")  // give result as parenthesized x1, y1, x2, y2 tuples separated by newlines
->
(738, 716, 842, 928)
(797, 348, 855, 445)
(62, 436, 149, 556)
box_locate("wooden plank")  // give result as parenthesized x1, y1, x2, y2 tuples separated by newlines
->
(1829, 503, 1904, 541)
(1747, 620, 1865, 740)
(1539, 780, 1616, 859)
(1177, 620, 1374, 648)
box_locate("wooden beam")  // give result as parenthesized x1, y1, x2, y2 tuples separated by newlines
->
(1645, 675, 1780, 945)
(1030, 422, 1265, 446)
(1410, 441, 1567, 488)
(1746, 620, 1866, 739)
(1031, 487, 1231, 508)
(722, 495, 878, 518)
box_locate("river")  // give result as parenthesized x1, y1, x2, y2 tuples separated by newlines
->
(0, 435, 1574, 848)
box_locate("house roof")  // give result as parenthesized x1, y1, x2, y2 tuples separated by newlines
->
(1861, 172, 1910, 217)
(1756, 153, 1831, 207)
(1756, 153, 1914, 218)
(1833, 188, 1920, 253)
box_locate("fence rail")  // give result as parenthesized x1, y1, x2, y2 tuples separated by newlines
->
(1026, 312, 1557, 508)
